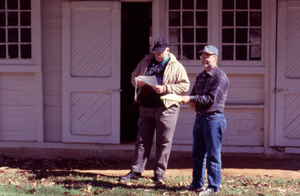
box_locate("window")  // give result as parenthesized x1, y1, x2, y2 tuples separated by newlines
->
(168, 0, 208, 60)
(0, 0, 31, 59)
(222, 0, 262, 61)
(168, 0, 262, 63)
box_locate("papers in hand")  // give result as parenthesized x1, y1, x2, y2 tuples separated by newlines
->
(136, 75, 158, 87)
(134, 75, 158, 101)
(160, 94, 183, 102)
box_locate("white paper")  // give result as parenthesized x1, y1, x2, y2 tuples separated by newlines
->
(160, 94, 183, 102)
(136, 75, 158, 87)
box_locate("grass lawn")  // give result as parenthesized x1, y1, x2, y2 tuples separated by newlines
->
(0, 168, 299, 196)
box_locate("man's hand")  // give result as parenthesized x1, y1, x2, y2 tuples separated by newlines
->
(135, 78, 146, 88)
(188, 102, 196, 108)
(182, 96, 196, 108)
(181, 96, 190, 104)
(153, 85, 164, 94)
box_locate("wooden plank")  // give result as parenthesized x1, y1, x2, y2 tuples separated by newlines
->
(226, 74, 264, 104)
(42, 1, 63, 142)
(0, 66, 41, 73)
(0, 105, 36, 141)
(186, 73, 265, 104)
(44, 131, 62, 142)
(285, 147, 300, 154)
(36, 73, 44, 142)
(223, 139, 263, 146)
(221, 146, 264, 153)
(43, 96, 62, 106)
(174, 107, 264, 146)
(43, 106, 62, 142)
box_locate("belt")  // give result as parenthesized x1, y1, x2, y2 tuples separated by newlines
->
(197, 111, 219, 116)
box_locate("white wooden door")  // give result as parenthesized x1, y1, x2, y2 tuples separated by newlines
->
(275, 1, 300, 147)
(62, 1, 121, 144)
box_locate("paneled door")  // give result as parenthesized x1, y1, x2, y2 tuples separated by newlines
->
(275, 1, 300, 147)
(62, 1, 121, 143)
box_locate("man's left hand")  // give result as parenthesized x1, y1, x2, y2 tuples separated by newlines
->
(153, 85, 164, 94)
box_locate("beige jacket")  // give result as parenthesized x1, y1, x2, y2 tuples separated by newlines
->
(131, 52, 190, 108)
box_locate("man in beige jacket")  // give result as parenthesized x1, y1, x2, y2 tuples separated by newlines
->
(119, 38, 190, 185)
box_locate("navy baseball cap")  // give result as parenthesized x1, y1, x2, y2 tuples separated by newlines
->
(199, 45, 218, 56)
(152, 38, 169, 53)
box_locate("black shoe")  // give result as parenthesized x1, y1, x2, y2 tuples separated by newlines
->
(182, 184, 205, 191)
(154, 174, 165, 186)
(119, 171, 141, 181)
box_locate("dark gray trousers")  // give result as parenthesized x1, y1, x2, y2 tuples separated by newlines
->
(131, 105, 180, 176)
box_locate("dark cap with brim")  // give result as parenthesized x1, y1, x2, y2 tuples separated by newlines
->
(153, 38, 169, 53)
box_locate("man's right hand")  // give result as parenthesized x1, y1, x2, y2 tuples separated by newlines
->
(135, 78, 146, 88)
(181, 96, 190, 104)
(181, 96, 196, 108)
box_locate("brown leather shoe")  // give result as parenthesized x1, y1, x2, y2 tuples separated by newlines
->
(154, 174, 165, 186)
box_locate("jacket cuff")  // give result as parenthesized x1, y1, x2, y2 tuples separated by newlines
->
(163, 85, 166, 93)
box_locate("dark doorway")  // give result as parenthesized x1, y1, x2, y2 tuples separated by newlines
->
(121, 2, 152, 142)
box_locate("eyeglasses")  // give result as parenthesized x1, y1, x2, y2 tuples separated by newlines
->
(200, 55, 214, 60)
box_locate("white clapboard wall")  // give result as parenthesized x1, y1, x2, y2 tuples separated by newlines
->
(0, 73, 37, 141)
(42, 0, 64, 142)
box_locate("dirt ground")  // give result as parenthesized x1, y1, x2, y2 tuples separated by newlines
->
(84, 156, 300, 179)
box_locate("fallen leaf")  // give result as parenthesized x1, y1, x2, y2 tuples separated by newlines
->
(15, 185, 25, 190)
(83, 185, 92, 193)
(27, 189, 36, 194)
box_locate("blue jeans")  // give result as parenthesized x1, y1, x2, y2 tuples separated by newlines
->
(191, 113, 226, 192)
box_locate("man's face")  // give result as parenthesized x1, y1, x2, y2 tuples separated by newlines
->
(154, 48, 169, 62)
(200, 52, 217, 70)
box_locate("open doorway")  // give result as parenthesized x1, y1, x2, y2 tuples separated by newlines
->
(121, 2, 152, 142)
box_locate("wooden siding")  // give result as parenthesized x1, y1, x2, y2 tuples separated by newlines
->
(36, 0, 282, 152)
(42, 0, 63, 142)
(173, 73, 265, 146)
(226, 74, 264, 104)
(0, 73, 37, 141)
(224, 108, 264, 146)
(173, 107, 194, 144)
(174, 107, 264, 146)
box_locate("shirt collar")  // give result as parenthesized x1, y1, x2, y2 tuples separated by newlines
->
(202, 65, 218, 76)
(154, 55, 170, 66)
